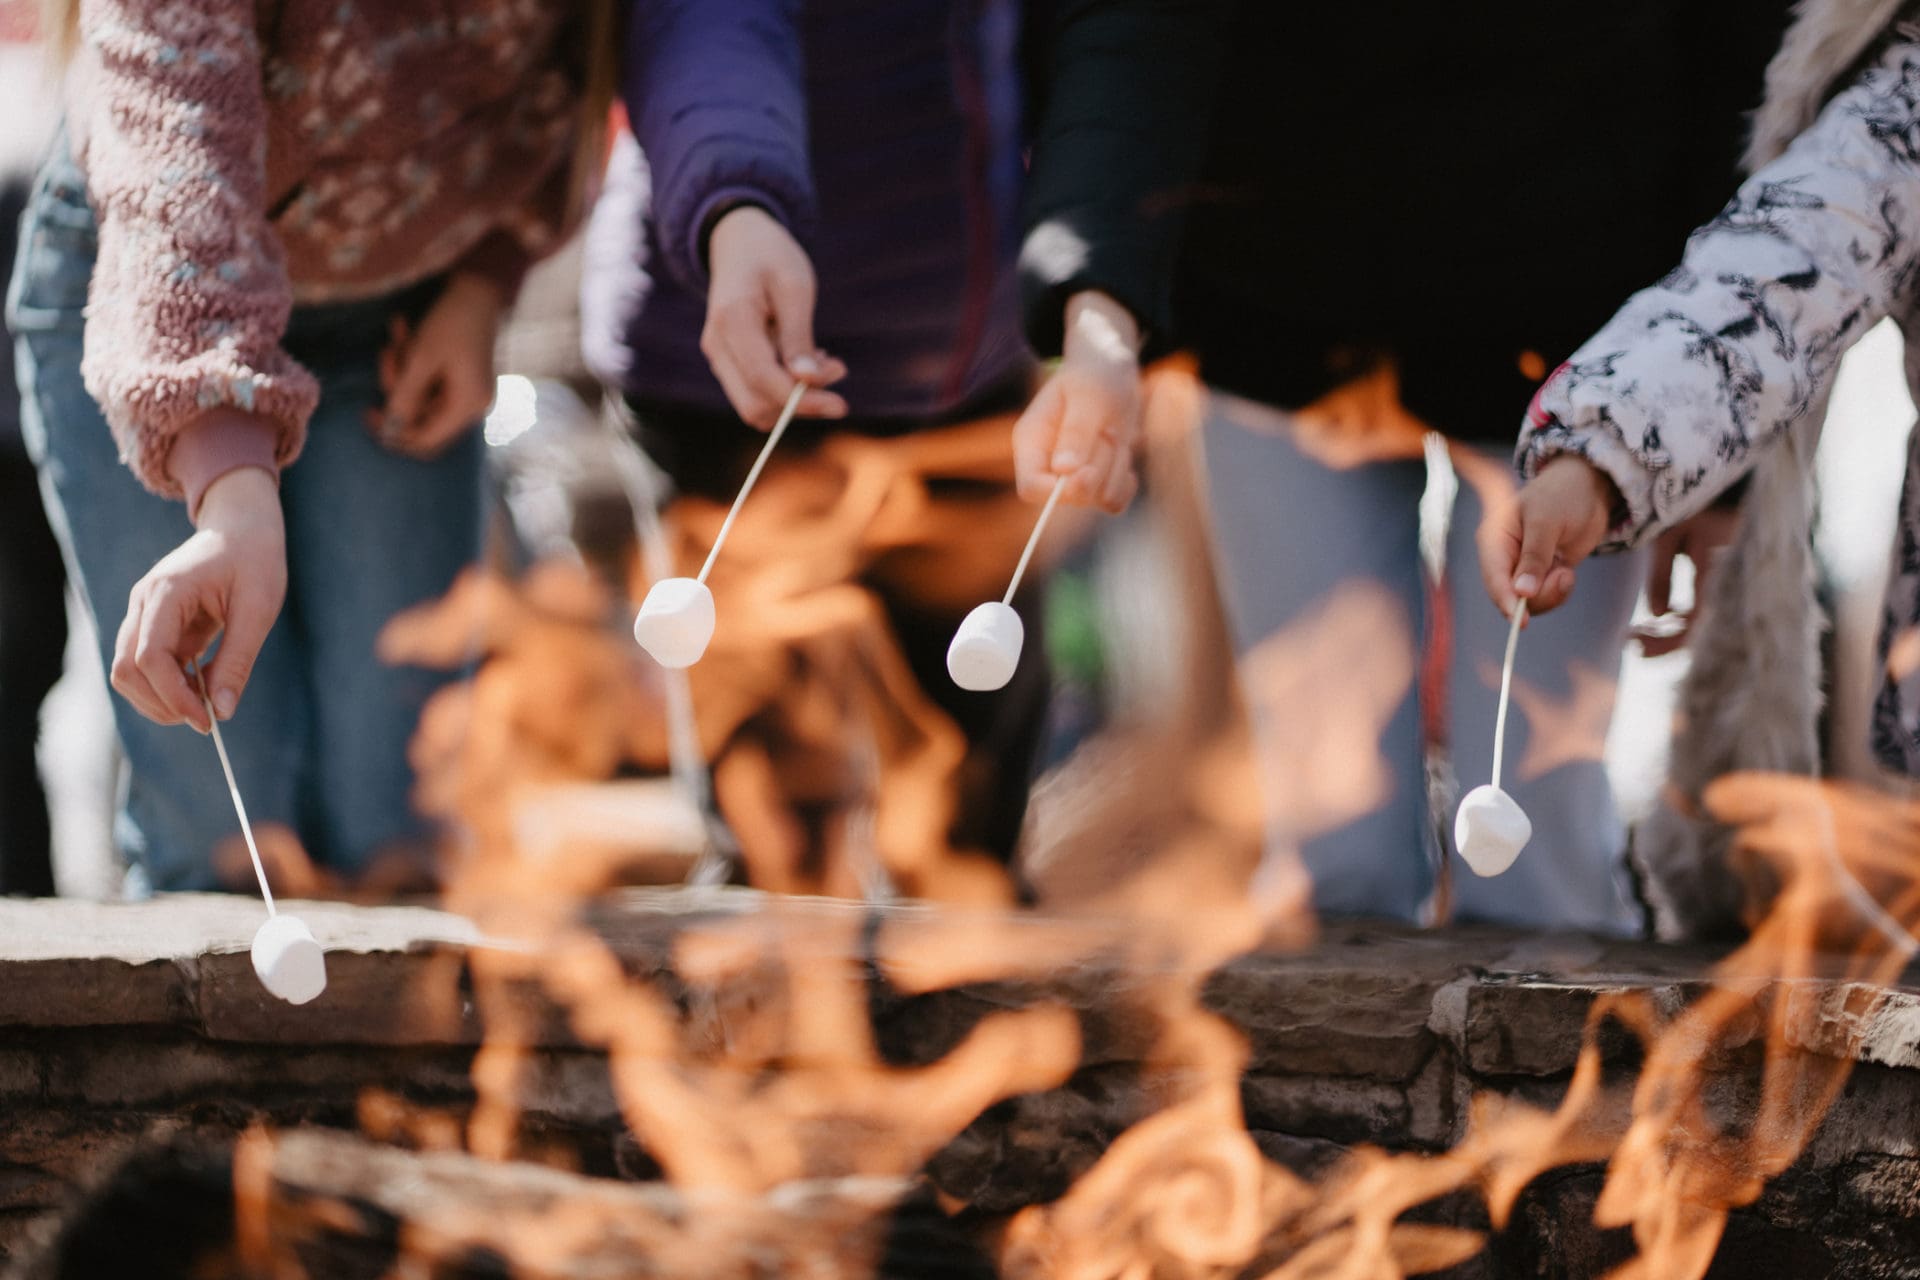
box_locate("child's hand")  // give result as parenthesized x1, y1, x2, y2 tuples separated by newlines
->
(703, 205, 848, 427)
(1011, 290, 1143, 512)
(1637, 506, 1741, 656)
(1477, 454, 1619, 620)
(112, 467, 287, 730)
(374, 272, 506, 458)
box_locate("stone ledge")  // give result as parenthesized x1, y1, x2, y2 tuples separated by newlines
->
(0, 897, 482, 1044)
(3, 892, 1919, 1275)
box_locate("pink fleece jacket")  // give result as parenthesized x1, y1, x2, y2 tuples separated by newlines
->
(70, 0, 583, 512)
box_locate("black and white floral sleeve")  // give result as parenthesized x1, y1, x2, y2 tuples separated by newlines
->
(1517, 31, 1920, 551)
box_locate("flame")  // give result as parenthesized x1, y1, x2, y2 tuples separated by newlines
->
(213, 359, 1920, 1280)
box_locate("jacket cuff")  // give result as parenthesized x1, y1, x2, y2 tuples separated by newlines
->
(685, 183, 805, 292)
(1019, 217, 1165, 361)
(455, 231, 535, 304)
(1515, 426, 1652, 554)
(170, 409, 282, 521)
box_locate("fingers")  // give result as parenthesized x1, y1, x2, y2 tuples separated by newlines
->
(702, 297, 792, 427)
(204, 574, 279, 720)
(1509, 505, 1561, 611)
(1011, 379, 1066, 502)
(378, 316, 410, 400)
(112, 586, 178, 728)
(785, 350, 849, 420)
(130, 580, 213, 731)
(1047, 390, 1107, 484)
(382, 325, 434, 441)
(1531, 563, 1579, 615)
(1065, 433, 1115, 507)
(701, 293, 846, 428)
(110, 514, 286, 729)
(1476, 508, 1523, 621)
(1097, 451, 1140, 513)
(767, 275, 851, 418)
(1647, 527, 1679, 618)
(393, 367, 494, 459)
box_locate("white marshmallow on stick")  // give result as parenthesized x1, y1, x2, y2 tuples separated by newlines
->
(1454, 602, 1533, 877)
(633, 382, 808, 669)
(947, 476, 1066, 692)
(195, 667, 327, 1005)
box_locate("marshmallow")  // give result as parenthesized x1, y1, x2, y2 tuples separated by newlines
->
(947, 601, 1024, 692)
(251, 914, 327, 1005)
(634, 577, 717, 669)
(1453, 785, 1532, 878)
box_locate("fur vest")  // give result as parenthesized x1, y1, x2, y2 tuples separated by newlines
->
(1637, 0, 1917, 938)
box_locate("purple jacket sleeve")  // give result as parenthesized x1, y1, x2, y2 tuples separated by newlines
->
(623, 0, 815, 296)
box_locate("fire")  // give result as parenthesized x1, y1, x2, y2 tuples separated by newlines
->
(214, 360, 1920, 1280)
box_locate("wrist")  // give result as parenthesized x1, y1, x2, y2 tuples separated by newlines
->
(1063, 290, 1142, 366)
(170, 409, 282, 521)
(1540, 453, 1623, 538)
(194, 466, 283, 534)
(445, 269, 509, 320)
(705, 202, 776, 271)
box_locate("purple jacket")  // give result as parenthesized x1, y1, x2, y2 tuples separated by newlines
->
(582, 0, 1031, 423)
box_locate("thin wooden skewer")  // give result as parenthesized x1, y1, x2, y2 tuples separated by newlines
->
(193, 665, 276, 917)
(1491, 602, 1528, 792)
(696, 382, 808, 585)
(1002, 476, 1067, 606)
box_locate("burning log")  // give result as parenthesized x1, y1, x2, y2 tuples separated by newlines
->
(236, 1128, 919, 1279)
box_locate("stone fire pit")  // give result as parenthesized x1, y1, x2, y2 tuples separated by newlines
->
(1, 892, 1917, 1277)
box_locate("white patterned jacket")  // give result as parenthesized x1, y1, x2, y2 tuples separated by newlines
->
(1518, 0, 1920, 776)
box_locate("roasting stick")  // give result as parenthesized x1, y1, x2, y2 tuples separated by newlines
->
(603, 401, 735, 886)
(1490, 601, 1527, 792)
(634, 383, 809, 670)
(1452, 600, 1533, 878)
(195, 664, 276, 916)
(946, 475, 1067, 693)
(193, 664, 327, 1003)
(697, 382, 808, 585)
(1003, 475, 1066, 606)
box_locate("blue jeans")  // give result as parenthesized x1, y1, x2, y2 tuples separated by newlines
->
(7, 146, 486, 892)
(1199, 392, 1644, 934)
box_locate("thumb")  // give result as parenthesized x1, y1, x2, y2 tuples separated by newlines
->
(384, 340, 438, 434)
(766, 267, 821, 381)
(1012, 378, 1067, 502)
(206, 581, 279, 720)
(1511, 506, 1561, 605)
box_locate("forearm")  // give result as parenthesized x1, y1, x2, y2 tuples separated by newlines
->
(622, 0, 812, 294)
(1519, 36, 1920, 549)
(76, 0, 316, 499)
(1020, 0, 1231, 358)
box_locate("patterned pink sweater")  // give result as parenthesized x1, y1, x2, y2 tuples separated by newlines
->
(71, 0, 581, 506)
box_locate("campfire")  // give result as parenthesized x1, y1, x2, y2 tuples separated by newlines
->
(8, 370, 1920, 1280)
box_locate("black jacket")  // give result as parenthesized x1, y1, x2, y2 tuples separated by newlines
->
(1022, 1, 1797, 444)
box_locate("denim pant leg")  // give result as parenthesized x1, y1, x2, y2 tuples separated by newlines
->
(1445, 447, 1643, 934)
(8, 160, 308, 892)
(1197, 393, 1431, 922)
(278, 300, 486, 875)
